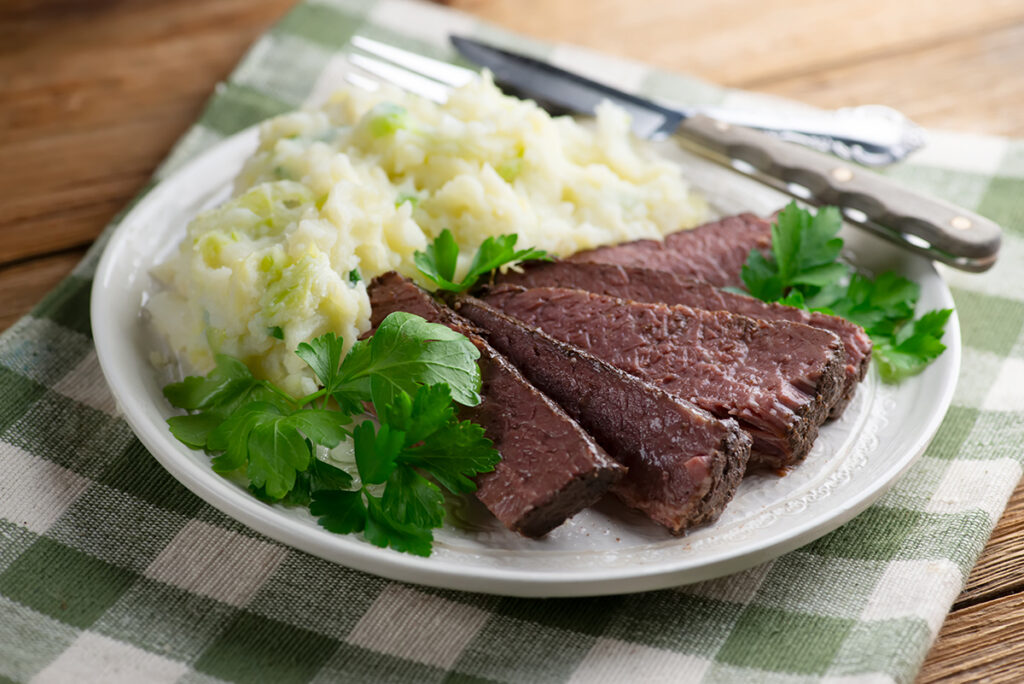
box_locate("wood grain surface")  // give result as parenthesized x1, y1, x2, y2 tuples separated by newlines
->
(2, 1, 1022, 680)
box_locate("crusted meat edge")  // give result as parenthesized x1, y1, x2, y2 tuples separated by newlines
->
(493, 261, 871, 423)
(483, 284, 847, 471)
(368, 272, 624, 538)
(752, 333, 847, 470)
(455, 295, 751, 535)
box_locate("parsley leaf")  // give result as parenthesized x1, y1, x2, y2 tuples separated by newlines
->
(777, 290, 807, 309)
(740, 249, 784, 302)
(279, 458, 355, 507)
(206, 402, 282, 474)
(363, 495, 433, 556)
(782, 204, 844, 276)
(376, 384, 499, 495)
(400, 418, 497, 494)
(741, 202, 953, 382)
(163, 355, 259, 413)
(379, 382, 454, 444)
(335, 312, 482, 408)
(465, 234, 549, 286)
(309, 458, 355, 492)
(873, 309, 952, 381)
(295, 332, 345, 396)
(741, 202, 848, 302)
(414, 229, 460, 287)
(166, 412, 223, 450)
(415, 229, 550, 293)
(163, 313, 498, 556)
(382, 467, 445, 529)
(310, 490, 366, 534)
(284, 409, 350, 448)
(202, 402, 320, 500)
(825, 272, 918, 336)
(308, 384, 498, 555)
(379, 384, 498, 494)
(353, 421, 403, 485)
(163, 355, 291, 421)
(247, 417, 311, 499)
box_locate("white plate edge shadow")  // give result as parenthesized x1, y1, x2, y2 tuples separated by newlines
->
(90, 125, 961, 597)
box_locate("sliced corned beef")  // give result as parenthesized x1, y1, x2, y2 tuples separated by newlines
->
(368, 272, 624, 537)
(454, 295, 751, 534)
(495, 261, 871, 418)
(484, 286, 845, 469)
(566, 213, 771, 288)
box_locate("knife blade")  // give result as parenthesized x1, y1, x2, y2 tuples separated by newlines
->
(450, 36, 920, 159)
(451, 36, 683, 140)
(451, 35, 1001, 271)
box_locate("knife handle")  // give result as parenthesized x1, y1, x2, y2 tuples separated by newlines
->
(674, 114, 1002, 271)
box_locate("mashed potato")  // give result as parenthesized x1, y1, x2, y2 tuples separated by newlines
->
(148, 74, 707, 396)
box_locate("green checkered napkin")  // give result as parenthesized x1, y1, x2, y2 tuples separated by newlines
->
(2, 1, 1022, 681)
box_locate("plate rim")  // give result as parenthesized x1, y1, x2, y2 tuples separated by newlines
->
(90, 124, 962, 597)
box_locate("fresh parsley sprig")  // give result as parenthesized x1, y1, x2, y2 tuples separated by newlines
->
(414, 229, 550, 293)
(310, 383, 498, 556)
(741, 202, 954, 382)
(871, 308, 952, 380)
(741, 204, 849, 303)
(163, 311, 498, 556)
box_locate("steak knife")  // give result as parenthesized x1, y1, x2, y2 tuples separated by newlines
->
(451, 36, 1001, 272)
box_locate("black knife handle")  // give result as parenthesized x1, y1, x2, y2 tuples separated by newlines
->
(675, 114, 1002, 271)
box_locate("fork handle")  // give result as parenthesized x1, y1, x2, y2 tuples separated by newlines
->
(674, 114, 1002, 271)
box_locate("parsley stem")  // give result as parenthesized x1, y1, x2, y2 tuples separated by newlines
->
(296, 387, 328, 409)
(260, 380, 303, 409)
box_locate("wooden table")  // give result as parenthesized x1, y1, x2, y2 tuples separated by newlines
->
(2, 1, 1022, 679)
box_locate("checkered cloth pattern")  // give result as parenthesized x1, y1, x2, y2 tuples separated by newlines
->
(2, 1, 1023, 682)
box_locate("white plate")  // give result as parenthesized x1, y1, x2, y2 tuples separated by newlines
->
(91, 126, 960, 597)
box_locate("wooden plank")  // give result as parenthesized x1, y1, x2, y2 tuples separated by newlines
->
(919, 592, 1024, 683)
(2, 3, 1023, 680)
(447, 0, 1024, 136)
(0, 118, 190, 263)
(446, 0, 1024, 85)
(765, 21, 1024, 138)
(955, 478, 1024, 608)
(0, 249, 87, 332)
(0, 0, 296, 266)
(921, 479, 1024, 679)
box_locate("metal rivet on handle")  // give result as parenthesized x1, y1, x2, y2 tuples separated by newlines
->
(951, 216, 972, 230)
(831, 167, 854, 182)
(714, 120, 731, 132)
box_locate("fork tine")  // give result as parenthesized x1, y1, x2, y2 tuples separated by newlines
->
(348, 53, 452, 103)
(344, 71, 382, 93)
(351, 36, 475, 88)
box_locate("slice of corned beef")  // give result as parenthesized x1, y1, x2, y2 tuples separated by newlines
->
(484, 286, 845, 469)
(454, 295, 751, 534)
(367, 272, 623, 537)
(566, 213, 771, 288)
(496, 261, 871, 418)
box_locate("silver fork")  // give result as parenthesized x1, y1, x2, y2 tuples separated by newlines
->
(345, 36, 925, 167)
